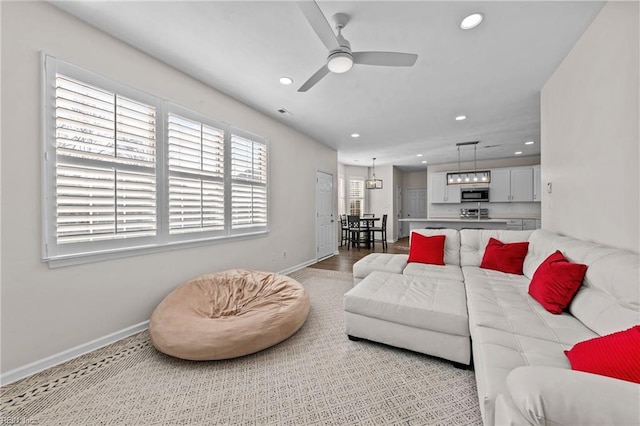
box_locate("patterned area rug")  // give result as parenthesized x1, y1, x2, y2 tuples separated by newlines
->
(1, 268, 481, 425)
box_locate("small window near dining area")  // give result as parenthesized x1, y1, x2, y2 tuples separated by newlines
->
(349, 179, 364, 216)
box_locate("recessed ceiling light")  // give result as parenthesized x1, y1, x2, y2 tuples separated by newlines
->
(279, 76, 293, 85)
(351, 133, 360, 138)
(460, 13, 484, 30)
(515, 151, 523, 155)
(525, 141, 535, 145)
(455, 115, 467, 121)
(417, 154, 423, 157)
(421, 160, 428, 164)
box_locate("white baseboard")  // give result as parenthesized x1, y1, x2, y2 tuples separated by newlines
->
(279, 258, 317, 276)
(0, 320, 149, 386)
(1, 261, 319, 386)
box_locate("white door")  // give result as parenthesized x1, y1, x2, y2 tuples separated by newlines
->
(406, 188, 427, 221)
(316, 171, 334, 259)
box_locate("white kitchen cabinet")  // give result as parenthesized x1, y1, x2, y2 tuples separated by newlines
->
(522, 219, 537, 230)
(489, 169, 511, 202)
(506, 219, 524, 230)
(489, 167, 534, 202)
(533, 165, 541, 202)
(430, 172, 461, 204)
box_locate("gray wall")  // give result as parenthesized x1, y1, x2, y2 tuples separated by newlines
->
(541, 1, 639, 253)
(1, 2, 337, 374)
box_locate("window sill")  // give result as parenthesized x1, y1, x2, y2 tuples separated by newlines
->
(44, 230, 269, 268)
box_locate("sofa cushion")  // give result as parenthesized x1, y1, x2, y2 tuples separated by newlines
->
(565, 325, 640, 384)
(352, 253, 408, 281)
(463, 266, 597, 345)
(403, 263, 463, 281)
(407, 233, 445, 265)
(410, 228, 461, 266)
(525, 230, 640, 336)
(504, 367, 640, 426)
(344, 271, 469, 337)
(480, 238, 529, 275)
(471, 326, 572, 425)
(460, 229, 534, 267)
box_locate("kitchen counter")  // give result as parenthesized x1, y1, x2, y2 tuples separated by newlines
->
(399, 218, 510, 223)
(399, 217, 541, 233)
(399, 217, 511, 232)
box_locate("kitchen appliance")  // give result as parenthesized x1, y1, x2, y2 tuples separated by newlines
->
(461, 187, 489, 202)
(460, 208, 489, 219)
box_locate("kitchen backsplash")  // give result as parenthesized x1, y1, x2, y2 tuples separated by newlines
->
(429, 202, 541, 219)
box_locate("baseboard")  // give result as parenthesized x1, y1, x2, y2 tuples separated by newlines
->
(1, 261, 318, 386)
(0, 320, 149, 386)
(279, 258, 317, 276)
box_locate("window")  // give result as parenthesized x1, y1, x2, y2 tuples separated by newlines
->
(43, 56, 268, 265)
(338, 176, 346, 216)
(349, 179, 365, 216)
(231, 133, 268, 231)
(167, 111, 225, 236)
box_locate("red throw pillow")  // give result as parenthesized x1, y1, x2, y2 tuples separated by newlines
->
(480, 238, 529, 275)
(408, 233, 445, 265)
(565, 326, 640, 384)
(528, 250, 588, 314)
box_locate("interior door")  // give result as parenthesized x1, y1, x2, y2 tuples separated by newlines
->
(406, 188, 427, 232)
(316, 171, 334, 259)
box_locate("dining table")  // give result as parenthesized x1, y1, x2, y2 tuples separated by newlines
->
(353, 216, 380, 249)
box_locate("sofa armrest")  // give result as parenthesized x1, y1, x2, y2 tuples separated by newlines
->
(506, 366, 640, 426)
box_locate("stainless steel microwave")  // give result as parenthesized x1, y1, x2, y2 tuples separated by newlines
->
(461, 188, 489, 202)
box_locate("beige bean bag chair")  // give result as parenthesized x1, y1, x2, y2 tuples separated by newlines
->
(150, 269, 310, 361)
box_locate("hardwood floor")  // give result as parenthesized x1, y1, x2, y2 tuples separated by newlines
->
(309, 237, 411, 272)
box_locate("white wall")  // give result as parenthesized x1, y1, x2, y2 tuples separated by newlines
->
(368, 165, 395, 241)
(541, 1, 639, 253)
(0, 2, 337, 374)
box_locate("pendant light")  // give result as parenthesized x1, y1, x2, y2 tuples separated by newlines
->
(446, 141, 491, 185)
(366, 157, 383, 189)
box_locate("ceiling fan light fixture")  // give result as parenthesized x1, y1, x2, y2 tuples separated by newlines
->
(327, 51, 353, 73)
(460, 13, 484, 30)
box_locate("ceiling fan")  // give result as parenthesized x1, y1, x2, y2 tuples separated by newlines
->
(297, 1, 418, 92)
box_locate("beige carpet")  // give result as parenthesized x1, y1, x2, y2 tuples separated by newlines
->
(1, 268, 481, 425)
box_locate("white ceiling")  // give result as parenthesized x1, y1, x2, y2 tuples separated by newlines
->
(53, 1, 604, 171)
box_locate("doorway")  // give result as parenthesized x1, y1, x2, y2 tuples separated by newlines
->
(316, 170, 334, 260)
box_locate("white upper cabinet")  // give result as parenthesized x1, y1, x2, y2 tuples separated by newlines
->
(511, 167, 534, 202)
(489, 169, 511, 202)
(533, 165, 541, 202)
(430, 172, 461, 204)
(489, 167, 534, 202)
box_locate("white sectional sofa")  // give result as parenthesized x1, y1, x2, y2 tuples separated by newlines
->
(345, 228, 640, 425)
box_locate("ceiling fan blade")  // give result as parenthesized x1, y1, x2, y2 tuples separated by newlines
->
(297, 1, 340, 52)
(353, 51, 418, 67)
(298, 65, 330, 92)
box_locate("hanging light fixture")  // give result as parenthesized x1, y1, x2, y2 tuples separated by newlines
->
(446, 141, 491, 185)
(366, 157, 383, 189)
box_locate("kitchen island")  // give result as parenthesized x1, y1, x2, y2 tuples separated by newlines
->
(399, 218, 510, 232)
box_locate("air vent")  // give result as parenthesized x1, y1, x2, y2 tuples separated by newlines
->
(482, 144, 500, 149)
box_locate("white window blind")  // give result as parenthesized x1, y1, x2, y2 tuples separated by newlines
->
(44, 56, 269, 266)
(231, 134, 268, 230)
(349, 179, 364, 216)
(168, 113, 225, 235)
(54, 74, 157, 244)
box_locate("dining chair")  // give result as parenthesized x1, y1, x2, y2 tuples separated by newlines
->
(347, 215, 367, 250)
(339, 215, 350, 247)
(370, 214, 388, 251)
